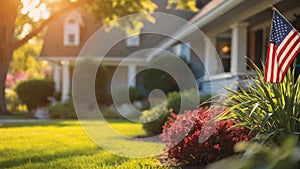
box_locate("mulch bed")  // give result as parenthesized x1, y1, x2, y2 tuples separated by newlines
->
(157, 152, 206, 169)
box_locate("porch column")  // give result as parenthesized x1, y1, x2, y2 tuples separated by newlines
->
(61, 60, 70, 102)
(230, 22, 248, 75)
(128, 64, 136, 87)
(204, 36, 217, 77)
(53, 62, 61, 92)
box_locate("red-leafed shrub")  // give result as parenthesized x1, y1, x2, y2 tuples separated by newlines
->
(161, 107, 252, 166)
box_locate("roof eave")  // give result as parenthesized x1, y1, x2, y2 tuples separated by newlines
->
(146, 0, 245, 60)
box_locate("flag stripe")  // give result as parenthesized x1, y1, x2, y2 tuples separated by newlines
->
(278, 40, 300, 81)
(269, 44, 276, 82)
(278, 38, 300, 82)
(264, 9, 300, 83)
(277, 31, 298, 63)
(273, 50, 278, 82)
(265, 44, 273, 82)
(278, 44, 300, 82)
(279, 37, 300, 69)
(264, 43, 272, 82)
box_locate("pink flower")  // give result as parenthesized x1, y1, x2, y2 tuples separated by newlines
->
(213, 144, 221, 151)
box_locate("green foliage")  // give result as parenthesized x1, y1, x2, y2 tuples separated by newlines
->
(86, 0, 158, 35)
(86, 0, 199, 34)
(17, 0, 199, 37)
(207, 136, 300, 169)
(49, 100, 122, 119)
(140, 104, 170, 136)
(167, 89, 211, 113)
(220, 63, 300, 143)
(167, 0, 199, 12)
(129, 87, 144, 102)
(5, 88, 28, 113)
(141, 89, 210, 135)
(48, 100, 77, 119)
(112, 86, 144, 104)
(16, 79, 54, 111)
(141, 55, 185, 94)
(141, 67, 179, 94)
(10, 40, 47, 79)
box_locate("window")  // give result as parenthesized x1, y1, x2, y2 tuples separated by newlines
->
(217, 38, 231, 72)
(68, 34, 75, 44)
(63, 15, 80, 46)
(126, 35, 140, 47)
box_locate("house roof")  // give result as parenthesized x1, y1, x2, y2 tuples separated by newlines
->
(146, 0, 300, 59)
(40, 10, 101, 57)
(40, 0, 196, 59)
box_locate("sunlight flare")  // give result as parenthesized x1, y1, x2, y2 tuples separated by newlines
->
(21, 0, 50, 21)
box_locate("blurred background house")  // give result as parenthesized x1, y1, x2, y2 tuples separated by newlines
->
(150, 0, 300, 93)
(40, 0, 195, 102)
(40, 0, 300, 102)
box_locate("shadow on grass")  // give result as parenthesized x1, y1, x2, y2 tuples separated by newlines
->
(0, 147, 118, 168)
(0, 119, 139, 128)
(0, 120, 80, 128)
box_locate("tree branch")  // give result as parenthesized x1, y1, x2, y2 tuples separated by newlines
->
(14, 1, 83, 50)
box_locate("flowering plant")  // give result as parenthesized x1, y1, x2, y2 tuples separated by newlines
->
(161, 107, 252, 166)
(5, 72, 29, 88)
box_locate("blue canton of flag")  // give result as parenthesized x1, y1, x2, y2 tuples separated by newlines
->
(264, 9, 300, 83)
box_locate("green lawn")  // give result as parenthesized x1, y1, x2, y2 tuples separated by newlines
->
(0, 120, 169, 169)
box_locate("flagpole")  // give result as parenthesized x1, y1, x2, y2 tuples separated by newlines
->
(269, 5, 276, 11)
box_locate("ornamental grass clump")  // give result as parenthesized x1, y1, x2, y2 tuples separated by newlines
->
(220, 63, 300, 143)
(161, 107, 251, 166)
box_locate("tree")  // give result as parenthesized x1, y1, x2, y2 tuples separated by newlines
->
(10, 38, 48, 79)
(0, 0, 198, 115)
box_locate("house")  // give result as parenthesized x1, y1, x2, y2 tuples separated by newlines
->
(148, 0, 300, 93)
(41, 0, 300, 102)
(40, 0, 195, 102)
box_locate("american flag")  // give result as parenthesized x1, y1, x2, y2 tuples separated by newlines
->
(264, 9, 300, 83)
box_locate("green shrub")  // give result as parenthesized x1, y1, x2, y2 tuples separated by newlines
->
(141, 89, 211, 136)
(140, 104, 169, 136)
(49, 100, 124, 119)
(16, 79, 54, 111)
(219, 63, 300, 143)
(141, 55, 183, 94)
(129, 87, 143, 102)
(167, 89, 211, 113)
(112, 86, 144, 104)
(48, 100, 77, 119)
